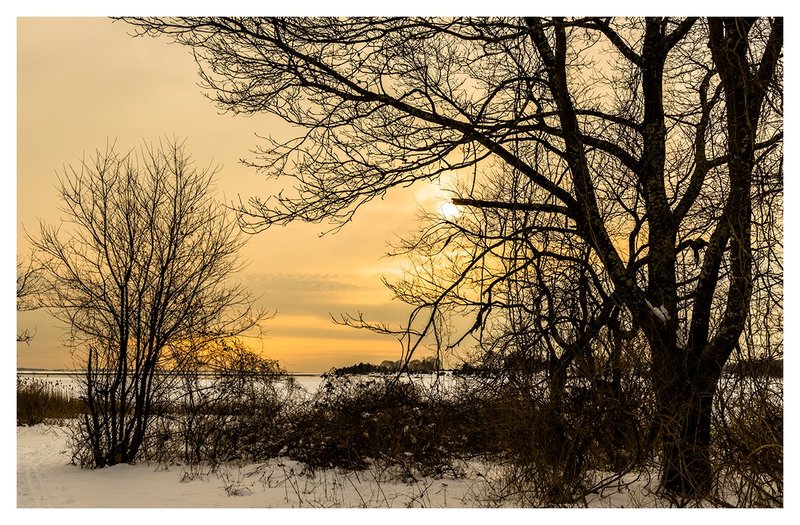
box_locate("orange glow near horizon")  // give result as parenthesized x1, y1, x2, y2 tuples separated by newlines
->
(15, 17, 446, 372)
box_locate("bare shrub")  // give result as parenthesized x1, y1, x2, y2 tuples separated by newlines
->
(285, 375, 467, 478)
(168, 339, 288, 465)
(105, 339, 288, 466)
(450, 351, 657, 506)
(278, 359, 658, 506)
(710, 371, 783, 507)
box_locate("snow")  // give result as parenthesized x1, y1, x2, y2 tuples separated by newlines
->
(16, 424, 489, 509)
(644, 299, 670, 323)
(15, 375, 775, 512)
(15, 424, 717, 513)
(17, 372, 327, 397)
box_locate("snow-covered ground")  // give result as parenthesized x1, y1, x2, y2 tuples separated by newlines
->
(17, 424, 490, 508)
(16, 423, 684, 510)
(15, 373, 781, 512)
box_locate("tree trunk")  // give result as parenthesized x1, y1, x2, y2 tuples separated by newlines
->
(660, 379, 715, 497)
(649, 329, 719, 499)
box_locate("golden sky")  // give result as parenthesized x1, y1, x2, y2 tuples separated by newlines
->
(16, 17, 453, 372)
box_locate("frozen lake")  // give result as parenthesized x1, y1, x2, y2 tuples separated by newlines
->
(16, 371, 459, 399)
(17, 370, 326, 398)
(18, 369, 780, 404)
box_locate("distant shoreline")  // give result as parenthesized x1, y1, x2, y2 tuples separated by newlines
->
(17, 369, 325, 377)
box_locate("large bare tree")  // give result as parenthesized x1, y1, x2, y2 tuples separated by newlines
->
(125, 17, 782, 498)
(32, 140, 263, 467)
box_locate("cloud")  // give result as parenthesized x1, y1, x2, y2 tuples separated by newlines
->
(240, 271, 410, 321)
(245, 272, 364, 294)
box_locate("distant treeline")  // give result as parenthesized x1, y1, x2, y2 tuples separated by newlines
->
(332, 355, 547, 376)
(457, 357, 783, 379)
(332, 356, 440, 375)
(332, 356, 782, 379)
(724, 358, 783, 378)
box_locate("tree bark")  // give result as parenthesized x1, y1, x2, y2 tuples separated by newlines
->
(659, 367, 717, 497)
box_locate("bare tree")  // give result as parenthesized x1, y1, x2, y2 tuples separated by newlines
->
(125, 17, 782, 498)
(32, 140, 264, 467)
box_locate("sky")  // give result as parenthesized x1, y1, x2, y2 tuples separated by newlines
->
(6, 8, 795, 520)
(15, 17, 458, 372)
(11, 12, 796, 376)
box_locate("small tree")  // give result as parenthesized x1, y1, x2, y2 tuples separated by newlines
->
(33, 140, 263, 467)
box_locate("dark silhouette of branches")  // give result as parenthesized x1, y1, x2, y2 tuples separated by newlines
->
(17, 256, 45, 344)
(124, 17, 782, 500)
(31, 139, 266, 467)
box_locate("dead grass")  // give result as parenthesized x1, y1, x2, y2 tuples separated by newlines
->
(17, 376, 85, 426)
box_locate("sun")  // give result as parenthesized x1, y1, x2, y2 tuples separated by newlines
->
(438, 201, 461, 221)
